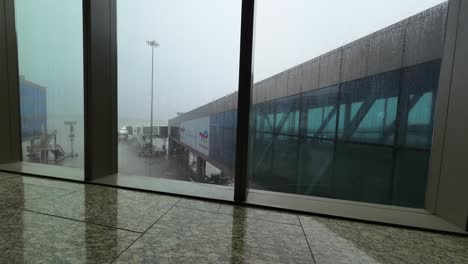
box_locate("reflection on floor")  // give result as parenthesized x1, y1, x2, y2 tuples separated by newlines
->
(0, 171, 467, 264)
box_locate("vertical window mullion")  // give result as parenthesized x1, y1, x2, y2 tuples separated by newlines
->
(234, 0, 256, 202)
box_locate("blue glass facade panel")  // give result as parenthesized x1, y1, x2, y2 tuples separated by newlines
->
(274, 95, 300, 136)
(399, 60, 441, 149)
(338, 70, 400, 145)
(19, 81, 47, 139)
(208, 110, 237, 169)
(301, 86, 338, 139)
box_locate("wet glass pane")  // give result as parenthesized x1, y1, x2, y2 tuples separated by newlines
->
(269, 135, 299, 193)
(249, 133, 274, 189)
(392, 149, 431, 208)
(117, 0, 241, 192)
(302, 86, 338, 139)
(339, 71, 400, 145)
(298, 139, 335, 197)
(247, 0, 447, 208)
(333, 143, 394, 204)
(399, 60, 441, 148)
(254, 102, 275, 133)
(15, 0, 84, 179)
(275, 96, 300, 136)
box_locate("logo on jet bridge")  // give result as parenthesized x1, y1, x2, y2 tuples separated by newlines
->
(199, 130, 209, 142)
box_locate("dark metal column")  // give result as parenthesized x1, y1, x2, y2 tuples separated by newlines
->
(234, 0, 256, 202)
(83, 0, 118, 180)
(0, 0, 21, 164)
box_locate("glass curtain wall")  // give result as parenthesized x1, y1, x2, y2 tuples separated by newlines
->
(14, 0, 84, 179)
(9, 0, 450, 209)
(117, 0, 241, 192)
(248, 0, 447, 208)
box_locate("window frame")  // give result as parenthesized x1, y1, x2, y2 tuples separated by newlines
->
(0, 0, 467, 233)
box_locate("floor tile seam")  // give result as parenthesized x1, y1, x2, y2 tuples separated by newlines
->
(140, 199, 182, 234)
(133, 200, 184, 222)
(109, 200, 181, 264)
(173, 198, 183, 207)
(0, 189, 83, 211)
(10, 180, 85, 192)
(135, 197, 183, 213)
(103, 189, 181, 203)
(34, 188, 85, 204)
(108, 232, 144, 264)
(0, 178, 84, 194)
(172, 206, 302, 227)
(175, 204, 221, 214)
(23, 194, 181, 233)
(21, 208, 143, 234)
(299, 216, 468, 247)
(298, 215, 318, 264)
(217, 211, 301, 227)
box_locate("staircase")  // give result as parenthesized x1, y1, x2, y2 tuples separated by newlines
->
(27, 130, 68, 163)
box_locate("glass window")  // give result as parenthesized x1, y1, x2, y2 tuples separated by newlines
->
(302, 86, 338, 139)
(392, 149, 431, 207)
(333, 143, 394, 204)
(254, 102, 275, 133)
(15, 0, 84, 179)
(298, 139, 335, 197)
(275, 96, 300, 136)
(117, 0, 241, 192)
(339, 71, 400, 145)
(399, 60, 441, 148)
(248, 0, 448, 207)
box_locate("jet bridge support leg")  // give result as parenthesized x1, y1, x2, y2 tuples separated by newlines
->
(197, 156, 206, 179)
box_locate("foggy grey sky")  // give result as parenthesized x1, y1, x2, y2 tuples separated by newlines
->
(16, 0, 446, 127)
(16, 0, 83, 121)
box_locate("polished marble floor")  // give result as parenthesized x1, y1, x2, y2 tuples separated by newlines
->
(0, 171, 467, 264)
